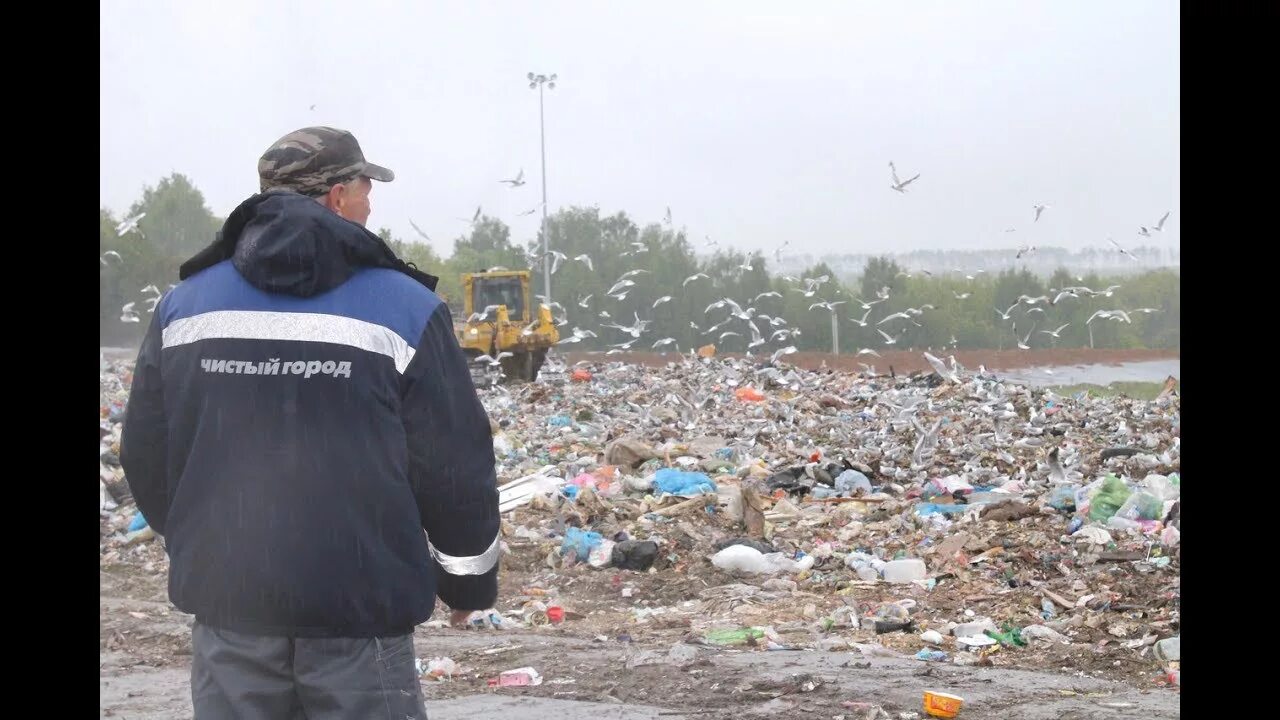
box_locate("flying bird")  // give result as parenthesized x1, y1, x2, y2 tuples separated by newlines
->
(889, 161, 920, 193)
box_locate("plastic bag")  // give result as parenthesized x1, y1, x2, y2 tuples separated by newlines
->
(652, 468, 717, 496)
(1088, 474, 1132, 521)
(711, 545, 814, 574)
(560, 527, 603, 558)
(1115, 491, 1163, 521)
(835, 470, 873, 495)
(1047, 486, 1076, 512)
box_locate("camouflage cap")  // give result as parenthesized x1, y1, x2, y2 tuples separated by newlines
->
(257, 126, 395, 196)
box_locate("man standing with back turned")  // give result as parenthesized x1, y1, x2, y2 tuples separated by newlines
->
(121, 126, 500, 719)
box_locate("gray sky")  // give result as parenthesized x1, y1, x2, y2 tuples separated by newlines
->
(100, 1, 1179, 258)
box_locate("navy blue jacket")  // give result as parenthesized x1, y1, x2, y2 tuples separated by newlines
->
(121, 190, 499, 638)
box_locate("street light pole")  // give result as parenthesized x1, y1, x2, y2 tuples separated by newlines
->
(528, 72, 557, 305)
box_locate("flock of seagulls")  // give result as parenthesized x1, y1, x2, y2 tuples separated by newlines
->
(102, 147, 1174, 366)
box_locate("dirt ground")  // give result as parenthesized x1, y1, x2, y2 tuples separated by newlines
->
(564, 348, 1179, 376)
(101, 537, 1180, 719)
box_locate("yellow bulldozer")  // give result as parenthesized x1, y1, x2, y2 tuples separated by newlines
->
(453, 269, 559, 383)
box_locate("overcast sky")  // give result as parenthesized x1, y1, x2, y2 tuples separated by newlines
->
(100, 1, 1179, 258)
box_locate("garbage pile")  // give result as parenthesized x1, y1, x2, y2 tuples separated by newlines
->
(482, 354, 1180, 684)
(99, 351, 1181, 687)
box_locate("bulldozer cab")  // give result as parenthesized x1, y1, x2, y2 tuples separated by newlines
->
(464, 270, 529, 323)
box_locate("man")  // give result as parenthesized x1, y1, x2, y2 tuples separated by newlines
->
(121, 126, 500, 719)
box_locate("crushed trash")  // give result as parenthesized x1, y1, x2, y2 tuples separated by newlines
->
(101, 350, 1181, 698)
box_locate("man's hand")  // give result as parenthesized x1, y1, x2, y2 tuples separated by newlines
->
(449, 609, 473, 628)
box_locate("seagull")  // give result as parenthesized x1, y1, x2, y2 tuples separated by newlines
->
(608, 339, 638, 351)
(1109, 237, 1139, 261)
(703, 235, 719, 248)
(754, 291, 782, 302)
(719, 331, 742, 341)
(602, 312, 651, 338)
(499, 169, 526, 187)
(1039, 323, 1070, 339)
(405, 219, 433, 243)
(652, 295, 673, 309)
(923, 352, 959, 383)
(1089, 309, 1133, 324)
(617, 269, 650, 282)
(1130, 307, 1160, 314)
(100, 250, 123, 266)
(120, 302, 140, 323)
(607, 279, 636, 296)
(1141, 211, 1171, 236)
(683, 273, 710, 287)
(953, 291, 972, 300)
(541, 250, 567, 275)
(857, 348, 882, 357)
(737, 259, 756, 272)
(849, 307, 873, 327)
(1015, 323, 1035, 350)
(1016, 245, 1036, 260)
(474, 352, 515, 366)
(663, 207, 673, 225)
(559, 328, 597, 345)
(877, 311, 915, 326)
(852, 297, 886, 310)
(722, 299, 756, 321)
(795, 275, 831, 298)
(705, 299, 730, 314)
(995, 303, 1020, 321)
(578, 294, 592, 308)
(1033, 204, 1050, 222)
(458, 206, 481, 225)
(140, 285, 162, 312)
(622, 242, 649, 257)
(877, 328, 902, 345)
(773, 241, 790, 262)
(770, 345, 798, 364)
(467, 305, 503, 322)
(517, 207, 541, 216)
(809, 301, 846, 313)
(573, 254, 593, 271)
(610, 291, 630, 302)
(115, 212, 145, 237)
(1050, 289, 1080, 305)
(652, 337, 677, 349)
(889, 161, 920, 193)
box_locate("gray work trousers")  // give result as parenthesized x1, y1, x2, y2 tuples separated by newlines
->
(191, 621, 427, 720)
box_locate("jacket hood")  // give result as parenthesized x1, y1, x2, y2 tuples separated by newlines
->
(179, 190, 438, 296)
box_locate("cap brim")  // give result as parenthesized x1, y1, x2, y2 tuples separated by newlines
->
(361, 162, 395, 182)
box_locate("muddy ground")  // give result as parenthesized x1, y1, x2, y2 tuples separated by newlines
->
(101, 540, 1179, 719)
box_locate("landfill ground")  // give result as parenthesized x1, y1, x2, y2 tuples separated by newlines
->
(564, 347, 1179, 376)
(101, 349, 1180, 719)
(101, 551, 1178, 719)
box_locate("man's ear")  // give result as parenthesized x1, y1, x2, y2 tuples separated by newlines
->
(322, 183, 344, 211)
